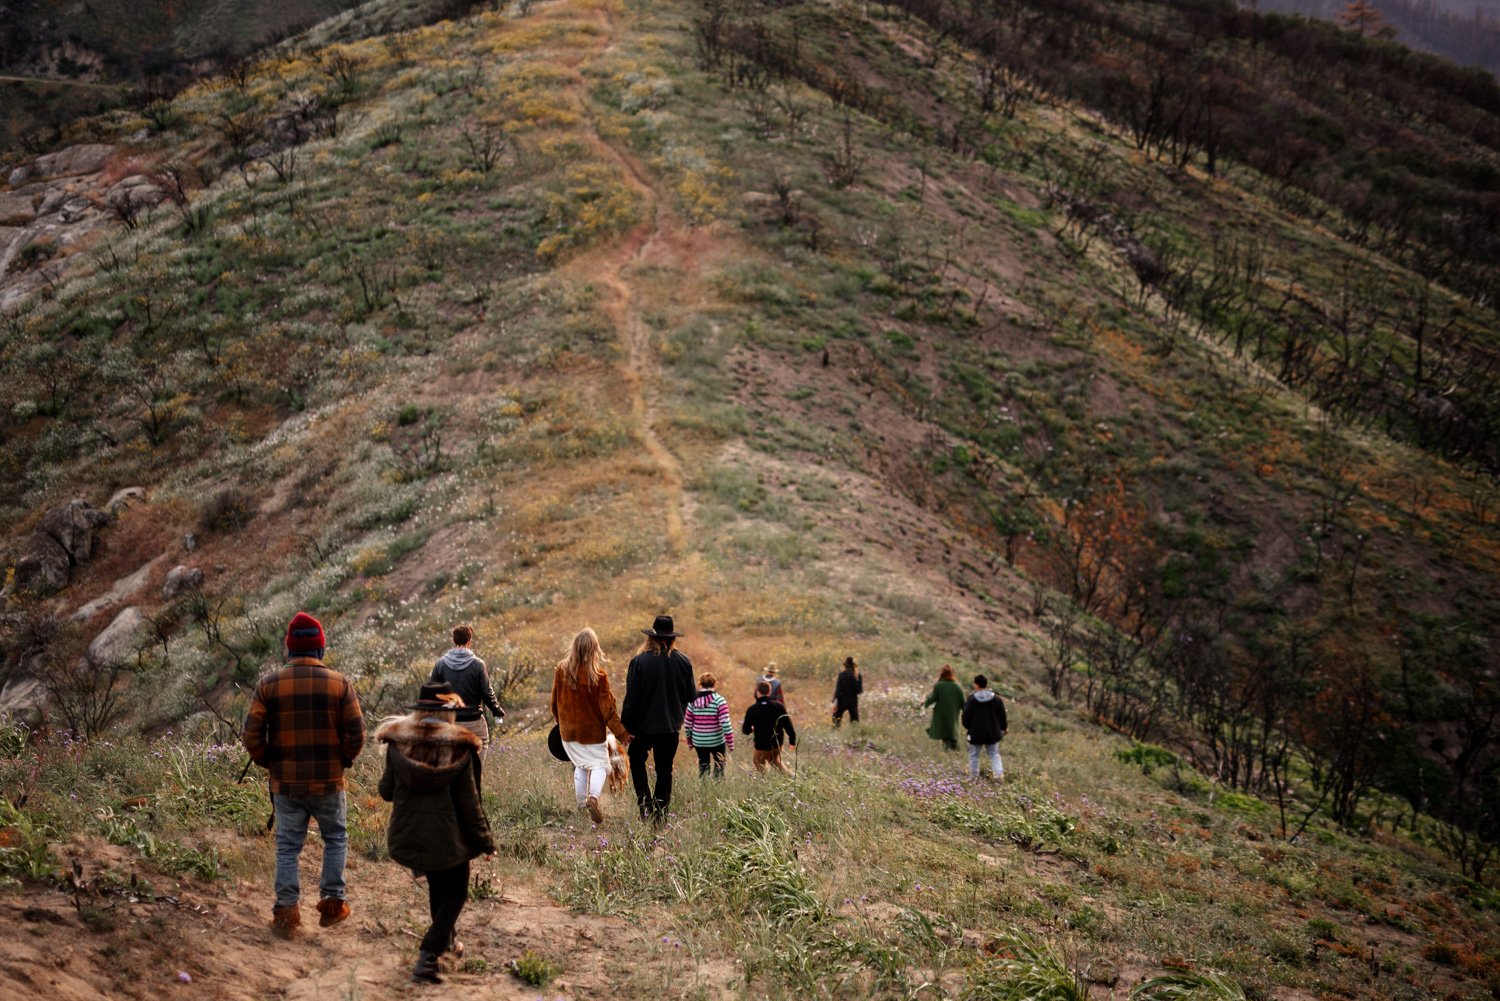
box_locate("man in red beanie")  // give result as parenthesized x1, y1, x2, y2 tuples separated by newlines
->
(243, 611, 366, 938)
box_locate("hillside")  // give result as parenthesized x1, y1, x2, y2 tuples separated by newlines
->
(1, 0, 1499, 997)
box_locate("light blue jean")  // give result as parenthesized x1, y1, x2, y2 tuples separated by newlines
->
(272, 791, 348, 908)
(968, 743, 1003, 779)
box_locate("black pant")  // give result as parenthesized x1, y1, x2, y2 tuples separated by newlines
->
(628, 731, 680, 818)
(419, 860, 469, 955)
(833, 702, 859, 725)
(695, 743, 726, 778)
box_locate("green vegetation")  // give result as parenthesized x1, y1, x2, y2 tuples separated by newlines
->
(0, 0, 1498, 995)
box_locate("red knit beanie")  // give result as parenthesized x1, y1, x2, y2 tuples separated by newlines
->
(285, 612, 326, 656)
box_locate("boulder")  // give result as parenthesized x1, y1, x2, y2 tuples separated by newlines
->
(6, 165, 32, 188)
(0, 675, 45, 728)
(32, 144, 115, 179)
(161, 565, 204, 600)
(9, 533, 71, 598)
(86, 607, 149, 669)
(0, 192, 37, 227)
(38, 499, 111, 565)
(105, 487, 146, 515)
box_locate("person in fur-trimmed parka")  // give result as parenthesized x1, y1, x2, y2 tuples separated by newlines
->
(377, 682, 495, 985)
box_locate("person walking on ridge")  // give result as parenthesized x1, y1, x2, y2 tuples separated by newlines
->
(242, 611, 365, 939)
(429, 623, 505, 748)
(684, 672, 734, 778)
(620, 615, 695, 822)
(961, 674, 1007, 781)
(832, 656, 862, 727)
(743, 680, 798, 773)
(924, 664, 965, 751)
(549, 627, 631, 824)
(376, 682, 495, 984)
(758, 663, 785, 705)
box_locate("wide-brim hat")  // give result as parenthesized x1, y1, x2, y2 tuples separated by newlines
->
(641, 614, 681, 638)
(547, 724, 569, 762)
(408, 681, 465, 711)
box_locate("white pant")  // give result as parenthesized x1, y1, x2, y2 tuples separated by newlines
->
(969, 742, 1003, 778)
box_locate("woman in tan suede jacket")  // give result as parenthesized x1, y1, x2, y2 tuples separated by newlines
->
(549, 627, 631, 823)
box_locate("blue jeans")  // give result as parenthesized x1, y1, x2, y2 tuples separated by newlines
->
(969, 743, 1003, 779)
(272, 791, 348, 908)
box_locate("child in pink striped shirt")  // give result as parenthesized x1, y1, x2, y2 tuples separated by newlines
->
(683, 673, 733, 778)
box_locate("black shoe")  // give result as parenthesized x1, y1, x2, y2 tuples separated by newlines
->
(412, 950, 443, 984)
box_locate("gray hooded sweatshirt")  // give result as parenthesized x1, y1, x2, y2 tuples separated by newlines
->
(429, 647, 504, 723)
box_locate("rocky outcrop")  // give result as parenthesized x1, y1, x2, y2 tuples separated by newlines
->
(0, 143, 169, 311)
(10, 533, 72, 599)
(105, 487, 146, 515)
(86, 607, 149, 669)
(3, 498, 111, 600)
(161, 565, 204, 600)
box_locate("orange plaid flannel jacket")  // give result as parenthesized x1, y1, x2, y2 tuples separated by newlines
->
(242, 658, 366, 795)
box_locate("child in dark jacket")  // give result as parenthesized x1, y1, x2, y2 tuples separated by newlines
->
(742, 681, 797, 773)
(960, 674, 1007, 781)
(377, 682, 495, 984)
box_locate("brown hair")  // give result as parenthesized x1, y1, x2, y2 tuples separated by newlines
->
(699, 672, 716, 689)
(560, 628, 608, 690)
(452, 624, 473, 646)
(939, 664, 955, 681)
(756, 680, 771, 696)
(639, 635, 675, 657)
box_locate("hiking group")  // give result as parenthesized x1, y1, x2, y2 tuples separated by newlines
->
(242, 610, 1007, 984)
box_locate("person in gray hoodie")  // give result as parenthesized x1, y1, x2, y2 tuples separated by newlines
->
(429, 624, 505, 746)
(960, 674, 1007, 781)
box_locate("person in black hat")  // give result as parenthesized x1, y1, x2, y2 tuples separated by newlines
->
(619, 615, 695, 822)
(376, 681, 495, 984)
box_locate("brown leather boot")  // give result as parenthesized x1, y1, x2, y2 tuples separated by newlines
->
(271, 904, 301, 939)
(316, 897, 350, 927)
(585, 796, 604, 825)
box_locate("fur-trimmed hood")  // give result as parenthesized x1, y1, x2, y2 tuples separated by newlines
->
(375, 717, 482, 793)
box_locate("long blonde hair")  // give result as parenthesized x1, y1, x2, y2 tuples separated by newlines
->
(561, 627, 608, 690)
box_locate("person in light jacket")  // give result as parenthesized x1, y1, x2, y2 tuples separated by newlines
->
(961, 674, 1007, 781)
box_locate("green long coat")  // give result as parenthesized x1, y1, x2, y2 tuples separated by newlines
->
(924, 679, 966, 742)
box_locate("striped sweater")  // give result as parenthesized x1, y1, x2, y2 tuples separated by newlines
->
(683, 690, 733, 751)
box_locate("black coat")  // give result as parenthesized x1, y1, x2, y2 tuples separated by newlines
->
(376, 717, 496, 873)
(961, 689, 1008, 745)
(833, 668, 863, 709)
(620, 648, 695, 735)
(741, 697, 797, 750)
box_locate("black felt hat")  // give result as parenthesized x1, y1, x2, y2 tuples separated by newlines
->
(641, 614, 681, 639)
(547, 724, 569, 762)
(408, 681, 465, 711)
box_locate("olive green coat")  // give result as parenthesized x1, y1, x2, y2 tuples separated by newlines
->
(376, 717, 496, 873)
(924, 679, 965, 742)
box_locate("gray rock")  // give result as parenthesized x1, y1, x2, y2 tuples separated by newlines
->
(87, 607, 149, 669)
(9, 533, 71, 598)
(105, 486, 146, 514)
(32, 144, 116, 179)
(0, 675, 44, 728)
(57, 196, 96, 225)
(38, 498, 111, 565)
(6, 165, 31, 188)
(0, 192, 37, 227)
(162, 565, 204, 600)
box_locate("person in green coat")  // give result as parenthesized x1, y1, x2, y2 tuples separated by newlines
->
(924, 665, 965, 751)
(377, 682, 496, 985)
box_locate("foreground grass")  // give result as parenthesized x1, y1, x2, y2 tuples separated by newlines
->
(5, 702, 1496, 999)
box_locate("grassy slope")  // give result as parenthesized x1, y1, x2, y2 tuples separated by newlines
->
(0, 0, 1498, 997)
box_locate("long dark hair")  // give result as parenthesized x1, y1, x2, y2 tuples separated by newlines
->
(639, 635, 675, 657)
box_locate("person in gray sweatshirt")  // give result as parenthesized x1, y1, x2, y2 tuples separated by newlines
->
(960, 674, 1007, 781)
(429, 624, 505, 746)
